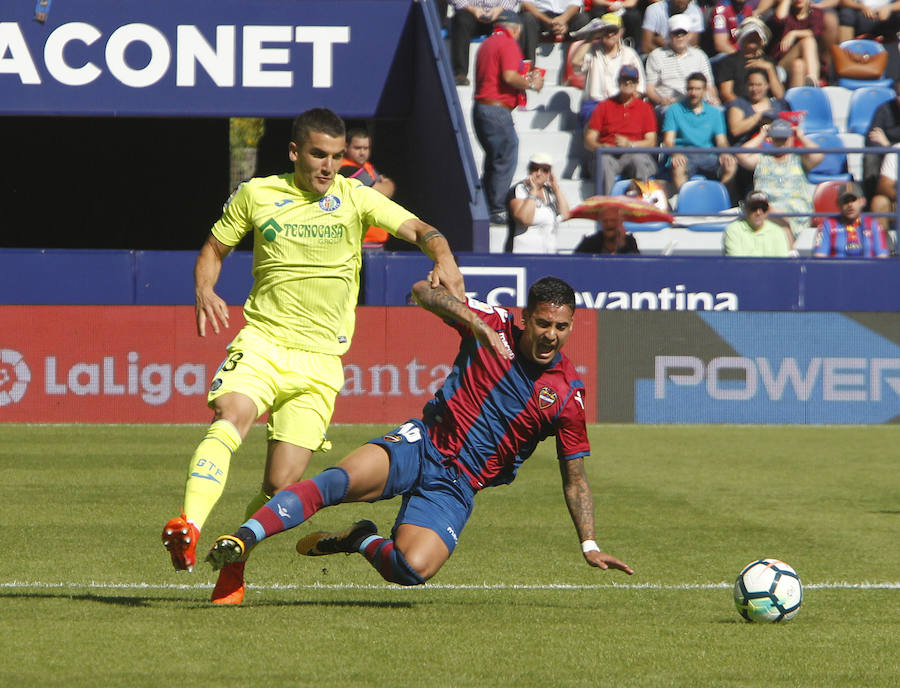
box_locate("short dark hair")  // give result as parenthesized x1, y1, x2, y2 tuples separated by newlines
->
(745, 67, 768, 82)
(291, 108, 345, 147)
(526, 276, 576, 313)
(346, 127, 370, 144)
(686, 71, 707, 86)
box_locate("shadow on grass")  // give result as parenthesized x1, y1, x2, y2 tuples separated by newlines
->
(1, 590, 415, 609)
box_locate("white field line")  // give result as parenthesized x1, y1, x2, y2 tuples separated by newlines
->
(3, 580, 899, 592)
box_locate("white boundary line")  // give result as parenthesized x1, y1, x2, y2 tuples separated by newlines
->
(3, 580, 899, 591)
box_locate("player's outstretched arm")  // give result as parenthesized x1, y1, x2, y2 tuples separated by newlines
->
(395, 219, 465, 301)
(559, 457, 634, 575)
(194, 234, 232, 337)
(411, 281, 512, 361)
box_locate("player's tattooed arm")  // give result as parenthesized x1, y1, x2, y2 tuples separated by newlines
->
(559, 458, 595, 543)
(560, 457, 635, 574)
(420, 229, 444, 244)
(411, 281, 513, 360)
(397, 219, 465, 300)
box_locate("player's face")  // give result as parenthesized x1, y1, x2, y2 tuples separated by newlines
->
(289, 131, 346, 195)
(519, 302, 574, 366)
(346, 136, 371, 165)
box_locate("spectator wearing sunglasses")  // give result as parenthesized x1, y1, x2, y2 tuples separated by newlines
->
(723, 189, 796, 256)
(507, 153, 571, 253)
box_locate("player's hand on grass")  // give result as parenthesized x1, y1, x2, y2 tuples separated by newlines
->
(584, 549, 634, 575)
(196, 289, 229, 336)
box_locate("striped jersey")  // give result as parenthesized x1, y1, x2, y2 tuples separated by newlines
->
(423, 297, 590, 490)
(813, 216, 889, 258)
(212, 173, 416, 353)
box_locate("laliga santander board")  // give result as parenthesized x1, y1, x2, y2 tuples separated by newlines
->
(0, 306, 598, 424)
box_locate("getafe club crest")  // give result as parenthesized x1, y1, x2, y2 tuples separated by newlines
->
(538, 386, 557, 409)
(319, 194, 341, 212)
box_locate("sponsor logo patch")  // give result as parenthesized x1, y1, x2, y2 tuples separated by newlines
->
(538, 386, 558, 409)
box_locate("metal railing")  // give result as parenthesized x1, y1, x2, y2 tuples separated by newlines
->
(593, 144, 900, 230)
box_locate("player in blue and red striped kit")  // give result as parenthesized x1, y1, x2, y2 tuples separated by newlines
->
(206, 276, 633, 590)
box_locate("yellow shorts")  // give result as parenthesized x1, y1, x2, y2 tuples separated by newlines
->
(207, 327, 343, 451)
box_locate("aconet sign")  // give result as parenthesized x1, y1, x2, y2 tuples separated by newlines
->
(0, 0, 416, 116)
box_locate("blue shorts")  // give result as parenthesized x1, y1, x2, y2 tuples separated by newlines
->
(368, 418, 476, 553)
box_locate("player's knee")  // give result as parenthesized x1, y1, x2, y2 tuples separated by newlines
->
(397, 547, 441, 582)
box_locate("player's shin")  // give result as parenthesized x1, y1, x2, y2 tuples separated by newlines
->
(239, 466, 350, 547)
(359, 536, 426, 586)
(182, 419, 241, 530)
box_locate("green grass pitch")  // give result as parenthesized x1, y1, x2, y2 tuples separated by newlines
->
(1, 424, 898, 687)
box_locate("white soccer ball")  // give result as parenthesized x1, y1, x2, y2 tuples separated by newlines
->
(733, 558, 803, 623)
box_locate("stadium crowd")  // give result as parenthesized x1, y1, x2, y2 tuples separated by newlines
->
(444, 0, 900, 256)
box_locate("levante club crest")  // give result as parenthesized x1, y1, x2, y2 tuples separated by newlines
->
(538, 387, 557, 409)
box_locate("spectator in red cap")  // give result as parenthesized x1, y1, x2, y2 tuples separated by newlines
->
(584, 64, 659, 194)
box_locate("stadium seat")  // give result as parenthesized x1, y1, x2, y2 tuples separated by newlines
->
(675, 179, 733, 232)
(812, 180, 845, 224)
(823, 86, 852, 132)
(836, 39, 893, 91)
(847, 86, 895, 135)
(785, 87, 838, 134)
(563, 40, 586, 90)
(806, 131, 854, 184)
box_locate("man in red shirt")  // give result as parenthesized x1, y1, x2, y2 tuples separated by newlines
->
(473, 10, 544, 224)
(583, 64, 658, 195)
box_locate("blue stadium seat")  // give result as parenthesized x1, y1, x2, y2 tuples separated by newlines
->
(806, 131, 853, 184)
(785, 87, 838, 134)
(675, 179, 733, 232)
(609, 178, 632, 196)
(847, 86, 895, 135)
(836, 39, 893, 91)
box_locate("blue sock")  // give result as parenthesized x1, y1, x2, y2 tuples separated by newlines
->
(241, 467, 350, 544)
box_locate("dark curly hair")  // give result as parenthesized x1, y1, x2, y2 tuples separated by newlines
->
(526, 276, 576, 312)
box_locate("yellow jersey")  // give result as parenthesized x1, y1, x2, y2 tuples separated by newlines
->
(212, 173, 416, 353)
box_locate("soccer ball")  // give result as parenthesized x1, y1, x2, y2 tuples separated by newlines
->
(733, 558, 803, 623)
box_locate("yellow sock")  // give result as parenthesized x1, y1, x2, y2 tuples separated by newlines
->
(243, 489, 272, 521)
(183, 419, 242, 531)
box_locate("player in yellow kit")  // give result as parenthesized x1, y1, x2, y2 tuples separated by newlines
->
(161, 108, 464, 604)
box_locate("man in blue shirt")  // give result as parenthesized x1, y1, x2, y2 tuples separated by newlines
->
(662, 71, 736, 192)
